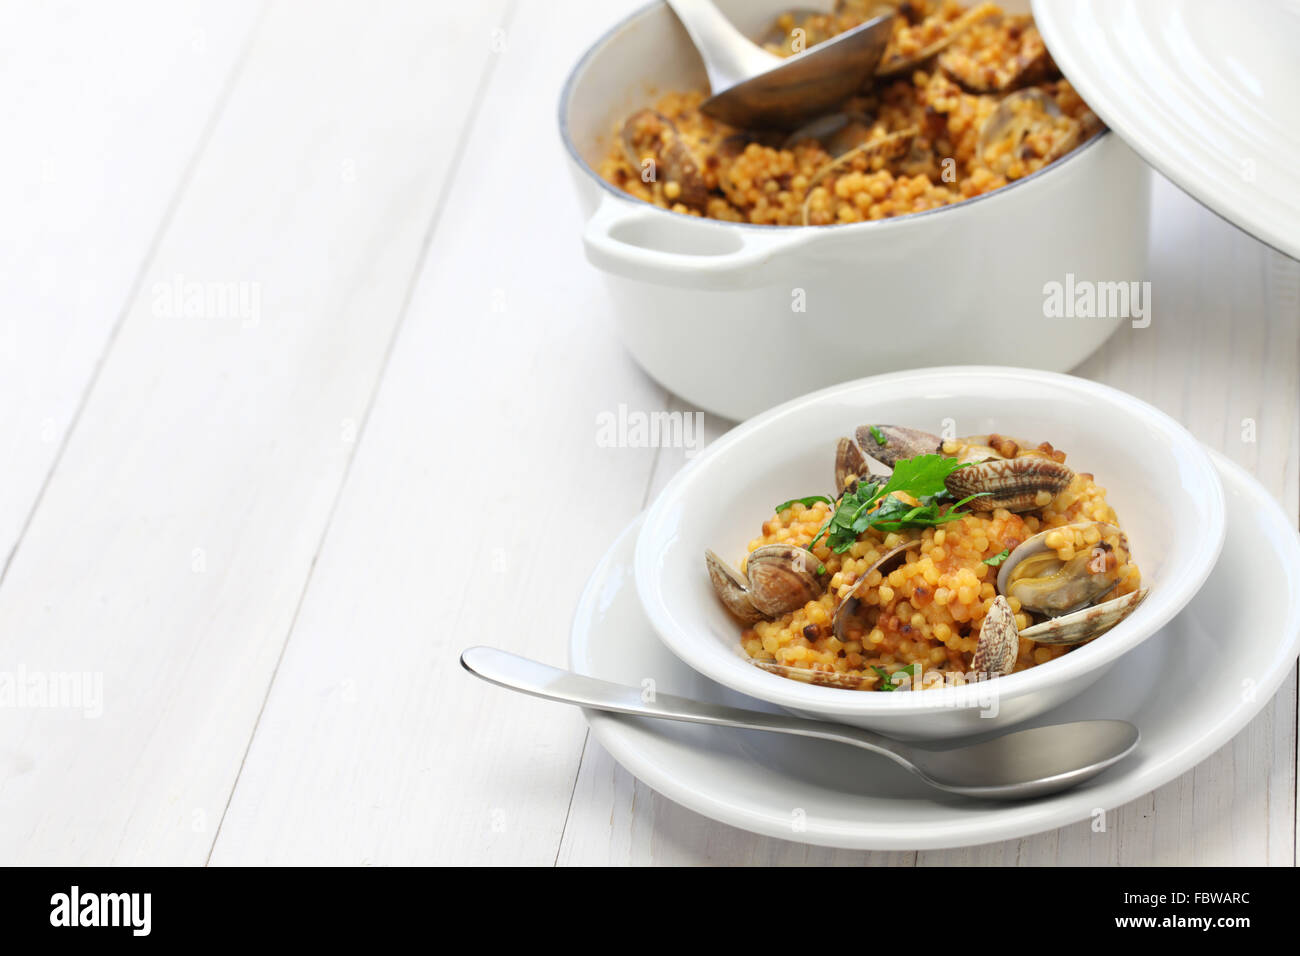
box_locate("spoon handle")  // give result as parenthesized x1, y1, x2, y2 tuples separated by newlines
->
(460, 646, 915, 769)
(665, 0, 781, 92)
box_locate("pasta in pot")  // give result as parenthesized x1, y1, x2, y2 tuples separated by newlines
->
(601, 0, 1101, 227)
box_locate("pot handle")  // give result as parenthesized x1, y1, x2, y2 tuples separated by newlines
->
(582, 193, 813, 290)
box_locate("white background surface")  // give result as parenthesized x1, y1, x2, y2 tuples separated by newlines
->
(0, 0, 1295, 865)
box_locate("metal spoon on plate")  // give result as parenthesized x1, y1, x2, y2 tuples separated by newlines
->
(461, 646, 1139, 801)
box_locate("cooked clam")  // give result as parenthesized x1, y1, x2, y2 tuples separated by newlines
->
(857, 426, 1057, 469)
(621, 109, 710, 211)
(875, 1, 998, 76)
(856, 424, 942, 468)
(971, 594, 1019, 676)
(706, 550, 766, 624)
(835, 435, 870, 492)
(706, 544, 824, 623)
(937, 16, 1049, 93)
(831, 541, 919, 642)
(708, 421, 1144, 691)
(755, 660, 871, 689)
(944, 456, 1075, 512)
(996, 521, 1144, 647)
(852, 425, 1074, 509)
(997, 521, 1125, 615)
(976, 88, 1082, 174)
(801, 127, 918, 225)
(1020, 589, 1148, 645)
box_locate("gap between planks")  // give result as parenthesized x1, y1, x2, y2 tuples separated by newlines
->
(204, 0, 523, 865)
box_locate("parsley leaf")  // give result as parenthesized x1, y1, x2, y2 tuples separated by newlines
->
(870, 665, 898, 691)
(983, 548, 1010, 566)
(869, 425, 887, 446)
(880, 454, 968, 499)
(871, 663, 921, 692)
(804, 454, 985, 554)
(773, 495, 833, 513)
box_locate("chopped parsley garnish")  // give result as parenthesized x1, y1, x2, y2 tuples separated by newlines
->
(773, 495, 834, 514)
(803, 454, 986, 554)
(871, 663, 920, 692)
(868, 425, 887, 446)
(983, 548, 1010, 566)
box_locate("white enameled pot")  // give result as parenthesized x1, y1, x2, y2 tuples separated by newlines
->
(559, 0, 1152, 421)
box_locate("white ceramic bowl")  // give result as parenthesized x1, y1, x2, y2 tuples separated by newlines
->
(635, 367, 1225, 740)
(560, 0, 1153, 421)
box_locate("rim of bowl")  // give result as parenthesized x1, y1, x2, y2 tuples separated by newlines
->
(634, 365, 1226, 715)
(557, 0, 1111, 233)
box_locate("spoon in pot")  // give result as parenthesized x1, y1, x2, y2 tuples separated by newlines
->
(666, 0, 895, 129)
(461, 647, 1139, 801)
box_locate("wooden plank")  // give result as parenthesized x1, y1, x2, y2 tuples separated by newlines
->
(206, 0, 665, 866)
(0, 0, 508, 865)
(0, 0, 265, 570)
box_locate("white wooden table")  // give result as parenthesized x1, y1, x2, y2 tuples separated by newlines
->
(1, 0, 1295, 866)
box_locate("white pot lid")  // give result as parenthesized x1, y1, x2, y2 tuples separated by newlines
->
(1033, 0, 1300, 260)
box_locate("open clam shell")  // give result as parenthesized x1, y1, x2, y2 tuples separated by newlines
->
(620, 109, 710, 211)
(706, 550, 765, 624)
(835, 436, 870, 493)
(876, 1, 998, 77)
(854, 427, 1049, 472)
(801, 127, 918, 226)
(976, 87, 1060, 154)
(855, 424, 943, 469)
(754, 660, 871, 689)
(831, 541, 920, 642)
(1020, 588, 1148, 646)
(976, 88, 1083, 173)
(706, 544, 824, 624)
(748, 545, 824, 617)
(937, 16, 1050, 94)
(996, 521, 1125, 614)
(996, 521, 1144, 648)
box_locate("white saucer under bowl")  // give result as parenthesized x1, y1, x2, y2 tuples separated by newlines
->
(569, 450, 1300, 850)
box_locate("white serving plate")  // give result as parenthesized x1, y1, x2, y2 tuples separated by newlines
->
(1034, 0, 1300, 260)
(570, 450, 1300, 850)
(635, 366, 1224, 738)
